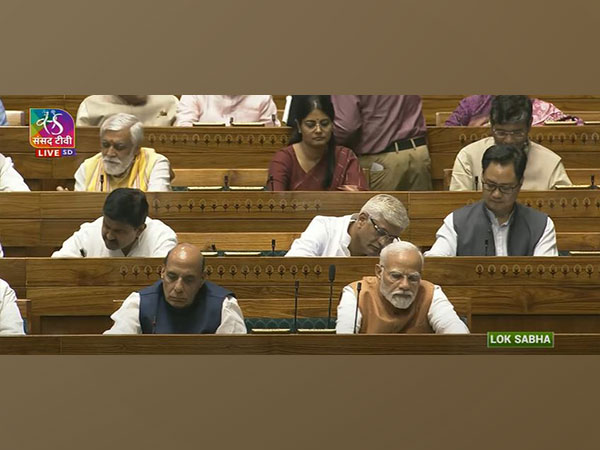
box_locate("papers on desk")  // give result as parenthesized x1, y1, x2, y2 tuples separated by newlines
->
(192, 122, 227, 126)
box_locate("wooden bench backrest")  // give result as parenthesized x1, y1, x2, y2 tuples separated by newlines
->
(443, 168, 600, 190)
(14, 256, 600, 334)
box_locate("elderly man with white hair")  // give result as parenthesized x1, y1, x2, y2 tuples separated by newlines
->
(285, 194, 409, 257)
(61, 113, 171, 192)
(336, 241, 469, 334)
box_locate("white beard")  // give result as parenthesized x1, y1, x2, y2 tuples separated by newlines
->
(385, 292, 415, 310)
(103, 152, 135, 176)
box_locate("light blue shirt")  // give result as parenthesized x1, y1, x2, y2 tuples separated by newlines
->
(0, 100, 7, 126)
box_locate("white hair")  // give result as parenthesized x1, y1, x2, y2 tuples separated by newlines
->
(379, 241, 424, 268)
(360, 194, 409, 230)
(100, 113, 144, 149)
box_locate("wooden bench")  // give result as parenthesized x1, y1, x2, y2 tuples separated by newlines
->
(435, 111, 600, 126)
(442, 168, 600, 190)
(5, 95, 600, 126)
(172, 168, 269, 188)
(6, 124, 600, 190)
(10, 256, 600, 334)
(1, 191, 600, 256)
(0, 95, 288, 126)
(2, 334, 600, 354)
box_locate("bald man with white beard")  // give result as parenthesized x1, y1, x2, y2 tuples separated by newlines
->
(336, 241, 469, 334)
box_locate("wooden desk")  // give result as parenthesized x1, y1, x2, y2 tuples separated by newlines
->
(1, 191, 599, 255)
(4, 256, 600, 334)
(0, 334, 599, 354)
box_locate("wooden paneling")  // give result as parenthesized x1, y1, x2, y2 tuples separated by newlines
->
(1, 191, 599, 255)
(9, 256, 600, 334)
(6, 125, 600, 190)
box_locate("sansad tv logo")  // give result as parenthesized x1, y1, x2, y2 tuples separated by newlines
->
(29, 108, 77, 158)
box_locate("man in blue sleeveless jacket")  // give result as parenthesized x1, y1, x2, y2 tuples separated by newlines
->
(425, 144, 558, 257)
(104, 243, 247, 334)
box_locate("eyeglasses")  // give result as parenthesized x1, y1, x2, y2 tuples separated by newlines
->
(481, 180, 521, 194)
(380, 265, 421, 284)
(369, 216, 400, 242)
(302, 119, 332, 130)
(492, 127, 528, 139)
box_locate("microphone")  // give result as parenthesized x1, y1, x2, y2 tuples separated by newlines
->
(229, 117, 234, 126)
(473, 175, 479, 191)
(271, 113, 277, 125)
(293, 280, 299, 333)
(211, 244, 217, 253)
(484, 239, 489, 256)
(79, 248, 87, 257)
(271, 239, 276, 256)
(223, 175, 229, 191)
(100, 174, 104, 191)
(268, 175, 274, 191)
(592, 175, 596, 188)
(327, 264, 336, 328)
(353, 282, 362, 334)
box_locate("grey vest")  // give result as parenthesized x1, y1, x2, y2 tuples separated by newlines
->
(453, 201, 548, 256)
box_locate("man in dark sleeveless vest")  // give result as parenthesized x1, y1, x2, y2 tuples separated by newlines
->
(104, 243, 247, 334)
(336, 241, 469, 334)
(426, 144, 558, 257)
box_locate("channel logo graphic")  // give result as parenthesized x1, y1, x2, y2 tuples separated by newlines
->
(29, 108, 77, 158)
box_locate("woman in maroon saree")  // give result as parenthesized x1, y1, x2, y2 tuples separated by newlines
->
(268, 95, 368, 191)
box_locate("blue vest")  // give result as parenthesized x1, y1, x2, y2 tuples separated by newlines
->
(139, 280, 233, 334)
(453, 201, 548, 256)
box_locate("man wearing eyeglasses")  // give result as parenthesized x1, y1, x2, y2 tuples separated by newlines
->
(426, 144, 558, 256)
(285, 194, 409, 257)
(449, 95, 571, 191)
(336, 241, 469, 334)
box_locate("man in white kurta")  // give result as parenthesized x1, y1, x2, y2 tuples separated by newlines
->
(52, 216, 177, 258)
(336, 241, 469, 334)
(0, 153, 30, 191)
(104, 243, 246, 334)
(449, 95, 571, 191)
(450, 136, 571, 191)
(52, 187, 177, 258)
(174, 95, 280, 126)
(76, 95, 179, 127)
(0, 279, 25, 335)
(285, 194, 409, 257)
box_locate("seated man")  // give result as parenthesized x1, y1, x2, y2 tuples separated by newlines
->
(104, 243, 247, 334)
(336, 241, 469, 334)
(445, 95, 580, 127)
(0, 153, 30, 191)
(426, 145, 558, 256)
(285, 194, 409, 257)
(76, 95, 179, 126)
(449, 95, 572, 191)
(0, 278, 25, 335)
(64, 113, 171, 191)
(52, 188, 177, 258)
(174, 95, 280, 126)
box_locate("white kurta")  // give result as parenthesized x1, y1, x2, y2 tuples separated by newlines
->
(175, 95, 280, 127)
(0, 154, 30, 192)
(424, 210, 558, 257)
(336, 283, 470, 334)
(73, 152, 172, 192)
(286, 215, 354, 257)
(103, 292, 247, 334)
(0, 279, 25, 335)
(76, 95, 179, 127)
(52, 216, 177, 258)
(449, 137, 572, 191)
